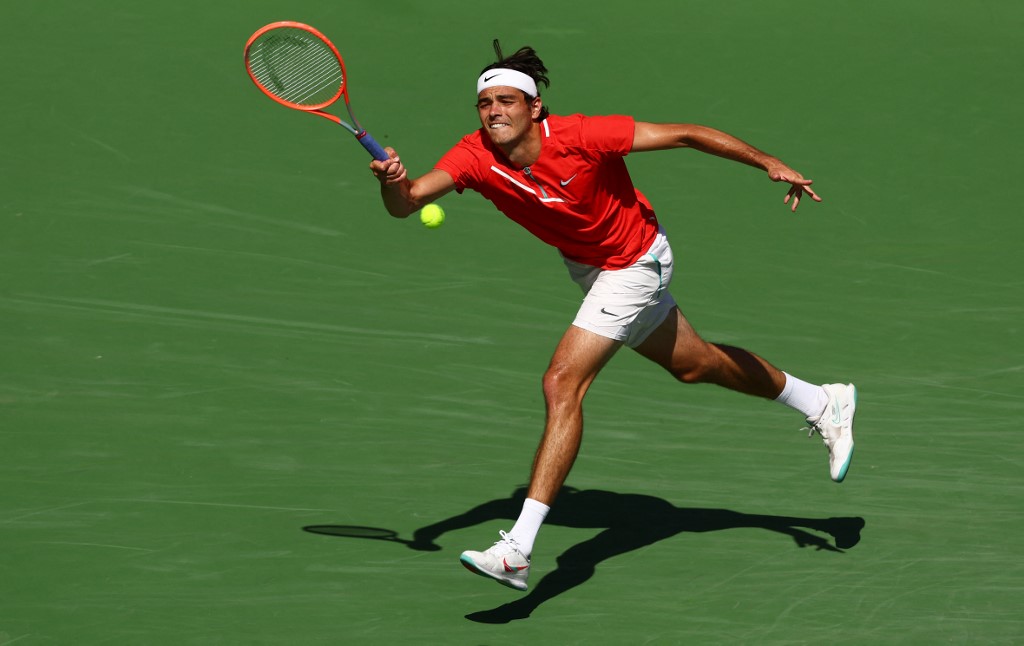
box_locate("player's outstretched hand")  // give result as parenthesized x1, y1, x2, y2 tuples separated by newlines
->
(766, 161, 822, 212)
(370, 147, 408, 185)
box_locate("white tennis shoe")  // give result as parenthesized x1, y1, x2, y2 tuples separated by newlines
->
(459, 531, 530, 591)
(807, 383, 857, 482)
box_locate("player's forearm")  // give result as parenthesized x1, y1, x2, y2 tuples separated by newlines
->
(379, 169, 456, 218)
(380, 180, 417, 218)
(683, 125, 778, 172)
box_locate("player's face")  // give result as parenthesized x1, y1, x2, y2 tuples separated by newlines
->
(476, 87, 541, 148)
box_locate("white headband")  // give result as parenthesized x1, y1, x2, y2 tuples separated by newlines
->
(476, 68, 539, 97)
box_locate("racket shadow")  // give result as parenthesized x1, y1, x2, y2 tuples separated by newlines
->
(302, 487, 865, 624)
(302, 524, 441, 551)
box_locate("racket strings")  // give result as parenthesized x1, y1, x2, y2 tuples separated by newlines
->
(258, 36, 339, 101)
(249, 29, 343, 106)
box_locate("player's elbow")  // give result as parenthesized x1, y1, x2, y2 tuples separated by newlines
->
(380, 188, 419, 218)
(385, 202, 416, 219)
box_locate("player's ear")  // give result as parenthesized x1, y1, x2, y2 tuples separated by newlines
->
(530, 96, 543, 118)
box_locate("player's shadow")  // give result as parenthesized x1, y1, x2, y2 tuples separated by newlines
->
(304, 486, 864, 624)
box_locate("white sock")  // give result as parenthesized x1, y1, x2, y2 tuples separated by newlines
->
(508, 498, 550, 558)
(775, 372, 829, 419)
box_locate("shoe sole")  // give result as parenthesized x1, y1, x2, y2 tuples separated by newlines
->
(832, 385, 857, 482)
(459, 553, 528, 591)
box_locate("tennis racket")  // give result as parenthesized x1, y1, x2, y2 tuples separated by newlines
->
(244, 21, 388, 161)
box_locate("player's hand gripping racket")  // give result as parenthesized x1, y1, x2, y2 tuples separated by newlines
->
(244, 21, 388, 161)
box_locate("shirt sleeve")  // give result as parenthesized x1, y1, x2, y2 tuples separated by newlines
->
(579, 114, 635, 156)
(434, 136, 480, 193)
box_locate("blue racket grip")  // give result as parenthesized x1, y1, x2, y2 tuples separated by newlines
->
(357, 132, 389, 162)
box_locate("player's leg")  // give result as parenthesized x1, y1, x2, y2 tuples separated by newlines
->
(632, 306, 786, 398)
(530, 325, 623, 505)
(467, 236, 663, 582)
(459, 325, 622, 591)
(632, 306, 856, 482)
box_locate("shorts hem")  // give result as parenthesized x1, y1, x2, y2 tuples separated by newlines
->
(570, 320, 629, 343)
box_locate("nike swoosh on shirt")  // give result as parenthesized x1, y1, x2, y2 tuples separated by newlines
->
(560, 174, 577, 187)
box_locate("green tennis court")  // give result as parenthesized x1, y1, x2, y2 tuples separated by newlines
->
(3, 1, 1021, 643)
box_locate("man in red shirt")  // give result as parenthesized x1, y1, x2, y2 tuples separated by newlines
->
(370, 44, 856, 593)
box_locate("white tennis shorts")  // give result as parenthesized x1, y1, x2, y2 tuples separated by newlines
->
(564, 228, 677, 348)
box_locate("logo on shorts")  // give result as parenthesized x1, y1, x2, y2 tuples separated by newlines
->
(600, 307, 617, 316)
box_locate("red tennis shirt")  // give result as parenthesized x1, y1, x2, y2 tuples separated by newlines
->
(434, 114, 660, 270)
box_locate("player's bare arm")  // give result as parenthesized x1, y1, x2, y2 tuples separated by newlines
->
(370, 148, 456, 218)
(632, 122, 822, 212)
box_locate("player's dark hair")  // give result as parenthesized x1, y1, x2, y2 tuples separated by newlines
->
(482, 39, 550, 120)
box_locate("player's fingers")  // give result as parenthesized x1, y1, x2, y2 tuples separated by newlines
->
(371, 158, 402, 184)
(385, 165, 407, 184)
(784, 184, 797, 204)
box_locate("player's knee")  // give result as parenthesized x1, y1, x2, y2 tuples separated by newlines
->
(541, 365, 570, 401)
(671, 363, 708, 384)
(542, 363, 584, 405)
(668, 350, 716, 384)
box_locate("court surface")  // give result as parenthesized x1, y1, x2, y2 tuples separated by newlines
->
(2, 1, 1022, 643)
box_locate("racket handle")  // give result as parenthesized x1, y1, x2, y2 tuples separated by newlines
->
(356, 131, 389, 162)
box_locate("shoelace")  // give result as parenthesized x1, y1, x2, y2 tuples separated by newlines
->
(803, 421, 832, 447)
(493, 530, 523, 556)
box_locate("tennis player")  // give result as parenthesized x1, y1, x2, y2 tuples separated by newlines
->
(369, 43, 856, 592)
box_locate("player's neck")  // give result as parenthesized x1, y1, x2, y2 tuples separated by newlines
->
(499, 122, 543, 168)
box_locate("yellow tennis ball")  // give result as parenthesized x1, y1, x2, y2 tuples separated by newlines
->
(420, 204, 445, 229)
